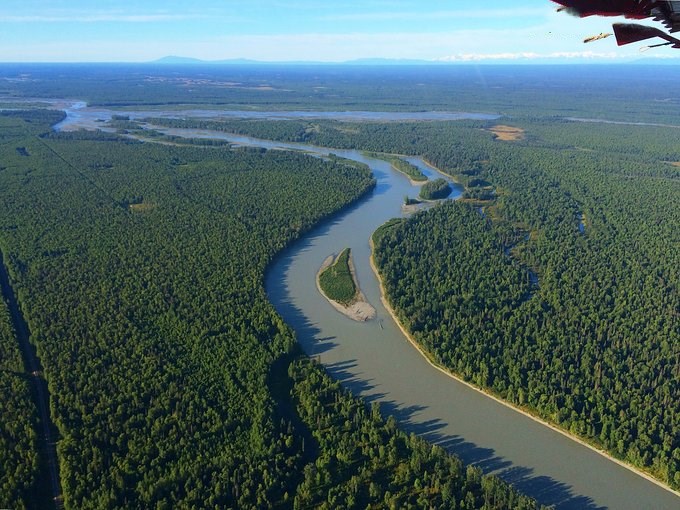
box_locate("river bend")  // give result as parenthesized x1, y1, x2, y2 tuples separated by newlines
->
(56, 107, 680, 509)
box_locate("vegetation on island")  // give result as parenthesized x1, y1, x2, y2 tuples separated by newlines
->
(0, 109, 543, 509)
(419, 177, 452, 200)
(318, 248, 357, 306)
(392, 158, 427, 182)
(364, 151, 427, 182)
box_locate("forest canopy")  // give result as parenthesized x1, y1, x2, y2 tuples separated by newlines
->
(0, 110, 542, 509)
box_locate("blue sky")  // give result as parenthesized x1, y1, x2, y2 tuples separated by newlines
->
(1, 0, 677, 62)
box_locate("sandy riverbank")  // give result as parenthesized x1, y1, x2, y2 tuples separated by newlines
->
(317, 253, 376, 322)
(367, 237, 680, 499)
(401, 202, 421, 214)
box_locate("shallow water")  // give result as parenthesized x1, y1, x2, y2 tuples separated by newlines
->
(51, 101, 499, 132)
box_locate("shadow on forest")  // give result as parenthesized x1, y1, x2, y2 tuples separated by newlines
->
(264, 176, 390, 356)
(263, 176, 605, 510)
(501, 466, 606, 510)
(393, 415, 604, 510)
(317, 355, 604, 510)
(323, 359, 384, 398)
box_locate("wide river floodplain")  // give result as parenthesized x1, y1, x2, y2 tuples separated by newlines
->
(54, 103, 680, 510)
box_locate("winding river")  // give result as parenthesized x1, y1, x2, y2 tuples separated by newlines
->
(55, 106, 680, 509)
(260, 144, 679, 510)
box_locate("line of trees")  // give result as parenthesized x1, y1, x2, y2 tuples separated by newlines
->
(0, 293, 41, 509)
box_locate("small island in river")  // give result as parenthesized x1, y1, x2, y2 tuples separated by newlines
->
(317, 248, 376, 322)
(419, 177, 452, 201)
(362, 151, 428, 183)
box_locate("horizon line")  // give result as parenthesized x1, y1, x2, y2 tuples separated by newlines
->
(1, 57, 680, 66)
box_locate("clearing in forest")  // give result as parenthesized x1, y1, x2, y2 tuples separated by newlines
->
(488, 125, 525, 141)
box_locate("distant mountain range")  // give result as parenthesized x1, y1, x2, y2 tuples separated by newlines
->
(151, 56, 445, 66)
(152, 56, 261, 65)
(151, 55, 680, 66)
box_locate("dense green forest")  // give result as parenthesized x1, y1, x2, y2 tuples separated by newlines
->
(318, 249, 357, 306)
(0, 110, 541, 509)
(1, 62, 678, 504)
(373, 128, 680, 489)
(0, 109, 63, 510)
(0, 283, 41, 509)
(162, 113, 680, 490)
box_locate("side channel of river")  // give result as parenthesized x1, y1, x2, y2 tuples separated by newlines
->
(57, 110, 679, 509)
(48, 100, 499, 132)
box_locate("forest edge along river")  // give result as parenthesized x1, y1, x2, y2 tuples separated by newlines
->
(53, 103, 680, 509)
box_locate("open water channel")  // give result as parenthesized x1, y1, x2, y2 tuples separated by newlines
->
(55, 104, 679, 509)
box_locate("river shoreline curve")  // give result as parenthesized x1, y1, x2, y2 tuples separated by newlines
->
(368, 236, 680, 500)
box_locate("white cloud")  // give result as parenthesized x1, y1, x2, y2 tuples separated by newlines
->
(0, 13, 209, 23)
(436, 51, 630, 62)
(11, 30, 652, 63)
(3, 10, 677, 63)
(319, 8, 544, 23)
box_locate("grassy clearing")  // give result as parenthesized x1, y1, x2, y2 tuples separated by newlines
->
(488, 125, 525, 141)
(129, 202, 157, 213)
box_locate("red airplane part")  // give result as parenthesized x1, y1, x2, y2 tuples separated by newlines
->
(551, 1, 680, 48)
(551, 0, 656, 19)
(613, 22, 680, 47)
